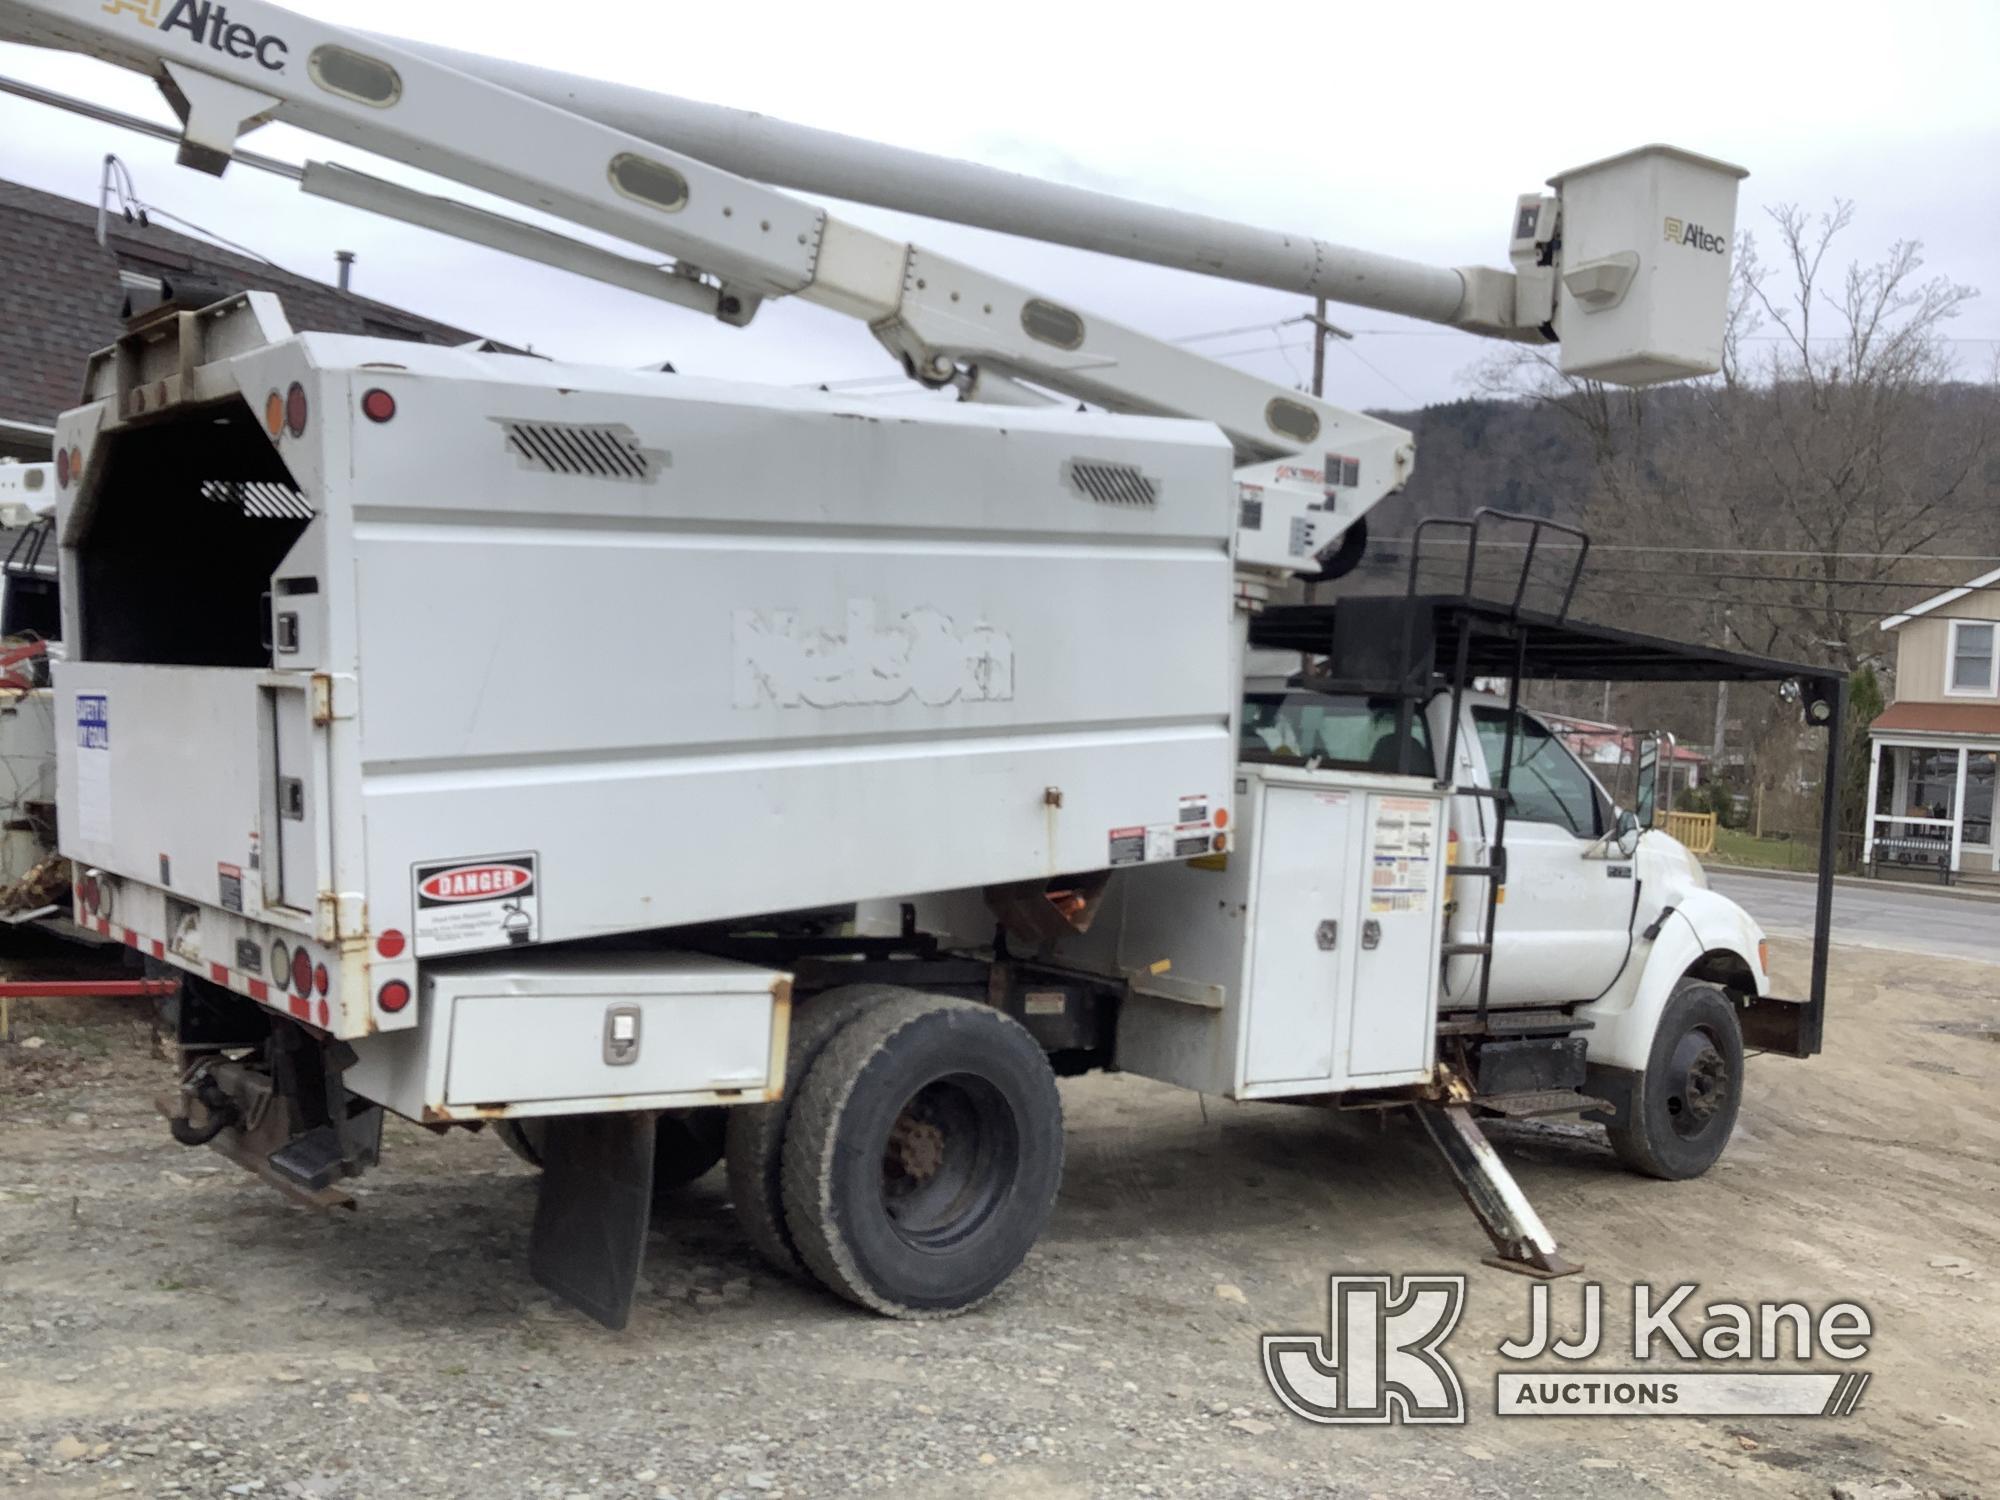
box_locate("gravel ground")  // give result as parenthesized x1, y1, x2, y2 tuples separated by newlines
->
(1, 937, 1994, 1500)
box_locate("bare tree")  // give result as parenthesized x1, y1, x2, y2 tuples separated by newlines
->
(1475, 201, 1997, 673)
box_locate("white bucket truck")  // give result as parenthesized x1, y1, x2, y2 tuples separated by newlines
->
(7, 0, 1840, 1326)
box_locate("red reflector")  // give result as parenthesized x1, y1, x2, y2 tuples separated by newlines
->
(285, 382, 308, 437)
(55, 447, 69, 487)
(315, 963, 329, 996)
(69, 447, 82, 485)
(376, 929, 406, 959)
(293, 946, 313, 995)
(378, 979, 411, 1013)
(361, 388, 396, 423)
(316, 998, 330, 1029)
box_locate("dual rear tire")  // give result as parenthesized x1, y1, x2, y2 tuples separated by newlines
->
(729, 987, 1064, 1317)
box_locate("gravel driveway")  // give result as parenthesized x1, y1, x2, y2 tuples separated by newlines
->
(1, 937, 1993, 1499)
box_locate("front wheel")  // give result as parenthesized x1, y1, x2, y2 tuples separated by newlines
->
(1607, 981, 1744, 1180)
(780, 994, 1064, 1318)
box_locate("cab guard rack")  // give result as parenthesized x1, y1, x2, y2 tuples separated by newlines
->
(1250, 509, 1845, 1060)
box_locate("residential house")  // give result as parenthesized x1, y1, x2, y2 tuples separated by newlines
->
(0, 176, 482, 462)
(1868, 570, 2000, 881)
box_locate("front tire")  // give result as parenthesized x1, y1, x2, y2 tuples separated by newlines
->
(779, 994, 1064, 1318)
(1607, 981, 1744, 1180)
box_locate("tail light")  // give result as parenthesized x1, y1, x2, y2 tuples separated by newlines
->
(81, 875, 100, 911)
(270, 939, 290, 980)
(55, 448, 70, 488)
(285, 382, 309, 437)
(265, 390, 285, 437)
(377, 979, 411, 1013)
(315, 963, 330, 996)
(361, 388, 396, 423)
(292, 946, 313, 996)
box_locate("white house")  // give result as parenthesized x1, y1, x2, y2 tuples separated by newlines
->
(1868, 568, 2000, 881)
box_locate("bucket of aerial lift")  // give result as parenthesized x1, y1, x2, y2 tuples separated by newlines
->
(1549, 145, 1747, 387)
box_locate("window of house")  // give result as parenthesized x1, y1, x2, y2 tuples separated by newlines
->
(1950, 621, 1997, 695)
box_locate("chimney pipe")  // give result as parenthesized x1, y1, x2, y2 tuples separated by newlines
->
(335, 249, 355, 292)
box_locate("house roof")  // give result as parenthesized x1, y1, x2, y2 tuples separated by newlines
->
(1879, 565, 2000, 631)
(1872, 701, 2000, 738)
(0, 177, 484, 444)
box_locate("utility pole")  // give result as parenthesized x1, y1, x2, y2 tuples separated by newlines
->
(1712, 604, 1731, 807)
(1304, 300, 1352, 399)
(1311, 297, 1327, 397)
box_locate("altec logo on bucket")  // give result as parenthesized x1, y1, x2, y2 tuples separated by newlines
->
(418, 864, 533, 903)
(1663, 216, 1728, 254)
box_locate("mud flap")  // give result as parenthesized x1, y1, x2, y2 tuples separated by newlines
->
(527, 1112, 657, 1330)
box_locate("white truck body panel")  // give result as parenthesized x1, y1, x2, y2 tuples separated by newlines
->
(866, 764, 1448, 1100)
(53, 329, 1240, 1040)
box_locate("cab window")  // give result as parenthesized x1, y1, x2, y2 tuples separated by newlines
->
(1242, 692, 1434, 777)
(1473, 707, 1604, 838)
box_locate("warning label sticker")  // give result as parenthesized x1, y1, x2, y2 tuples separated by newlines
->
(412, 852, 539, 956)
(1370, 796, 1436, 915)
(217, 863, 244, 913)
(1108, 827, 1146, 867)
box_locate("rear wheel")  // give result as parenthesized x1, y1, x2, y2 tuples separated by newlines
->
(1607, 981, 1744, 1180)
(780, 994, 1064, 1318)
(725, 985, 909, 1276)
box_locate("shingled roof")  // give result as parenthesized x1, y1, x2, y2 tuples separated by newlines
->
(0, 177, 483, 452)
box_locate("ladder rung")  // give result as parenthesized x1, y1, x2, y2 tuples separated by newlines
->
(1441, 942, 1491, 957)
(1447, 863, 1502, 878)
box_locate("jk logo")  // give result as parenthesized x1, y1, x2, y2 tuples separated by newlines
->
(1262, 1275, 1467, 1425)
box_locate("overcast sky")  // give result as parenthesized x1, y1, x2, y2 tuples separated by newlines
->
(2, 0, 1996, 412)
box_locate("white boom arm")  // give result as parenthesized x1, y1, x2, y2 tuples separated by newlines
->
(0, 0, 1745, 576)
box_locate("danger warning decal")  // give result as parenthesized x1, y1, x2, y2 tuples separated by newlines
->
(412, 852, 539, 956)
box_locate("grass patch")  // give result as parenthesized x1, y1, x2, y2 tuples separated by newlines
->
(1707, 827, 1818, 873)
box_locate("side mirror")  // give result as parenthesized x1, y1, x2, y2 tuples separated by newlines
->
(1614, 808, 1642, 857)
(1634, 733, 1660, 829)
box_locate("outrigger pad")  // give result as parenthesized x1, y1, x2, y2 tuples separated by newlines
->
(527, 1112, 657, 1330)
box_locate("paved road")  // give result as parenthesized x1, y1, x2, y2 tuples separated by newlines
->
(1709, 868, 1997, 964)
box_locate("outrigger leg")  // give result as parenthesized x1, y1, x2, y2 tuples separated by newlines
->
(1413, 1098, 1581, 1279)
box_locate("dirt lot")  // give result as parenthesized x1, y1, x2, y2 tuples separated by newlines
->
(1, 935, 1995, 1500)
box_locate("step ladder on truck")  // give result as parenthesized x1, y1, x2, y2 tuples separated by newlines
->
(2, 0, 1840, 1327)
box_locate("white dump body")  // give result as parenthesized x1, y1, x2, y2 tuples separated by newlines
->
(51, 307, 1239, 1039)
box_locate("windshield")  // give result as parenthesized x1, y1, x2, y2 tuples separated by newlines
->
(1241, 691, 1435, 776)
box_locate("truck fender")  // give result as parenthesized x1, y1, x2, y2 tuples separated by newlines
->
(1575, 888, 1767, 1074)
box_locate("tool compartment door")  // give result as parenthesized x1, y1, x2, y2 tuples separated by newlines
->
(434, 952, 787, 1109)
(1240, 783, 1353, 1089)
(265, 682, 322, 913)
(1347, 793, 1444, 1081)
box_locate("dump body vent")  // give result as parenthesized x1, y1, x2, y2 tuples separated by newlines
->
(1065, 459, 1158, 508)
(502, 420, 662, 481)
